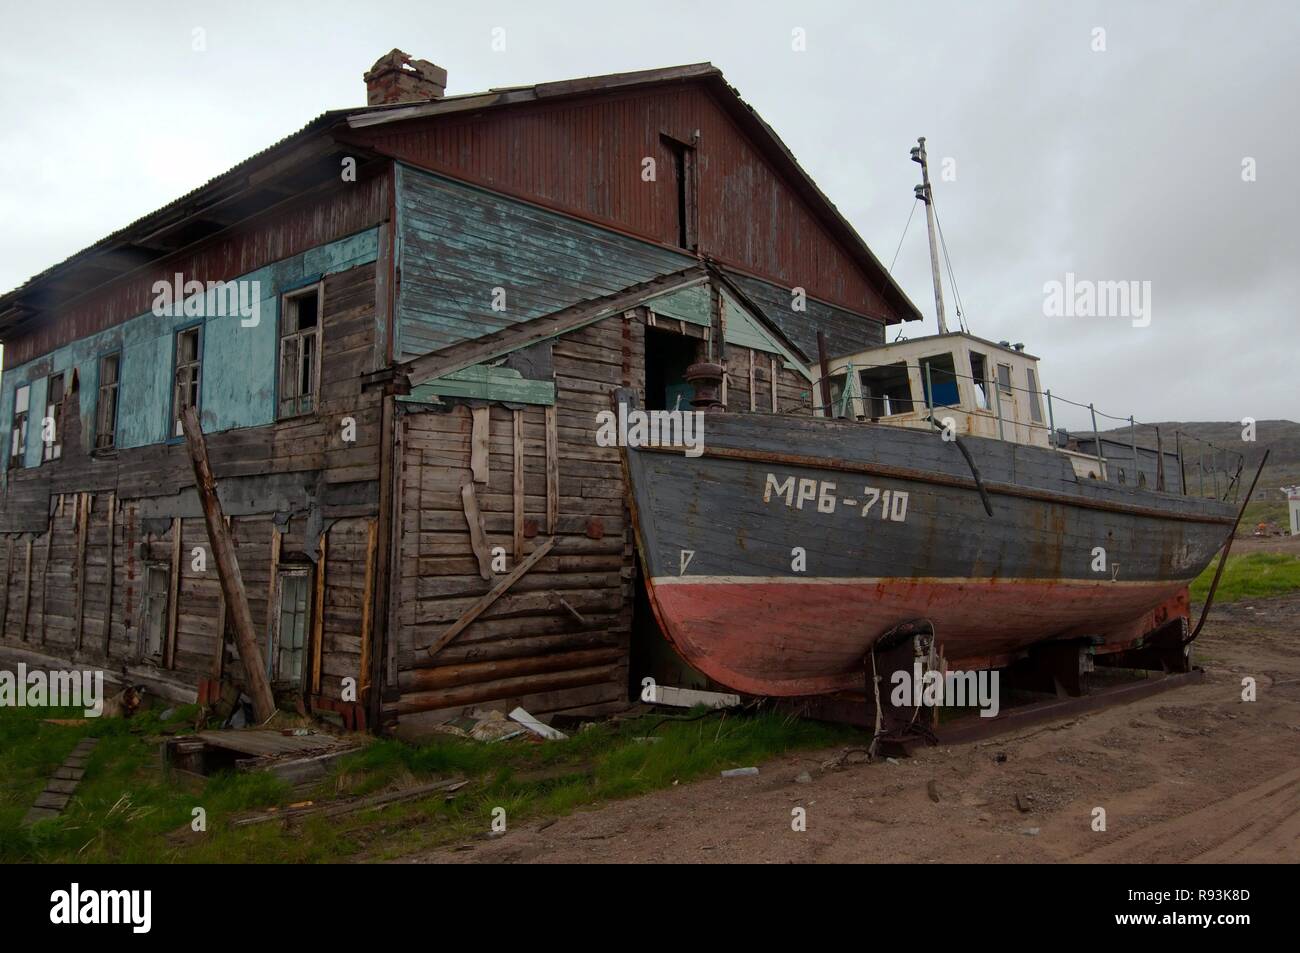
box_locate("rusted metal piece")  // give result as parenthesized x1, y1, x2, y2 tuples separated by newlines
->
(684, 362, 724, 409)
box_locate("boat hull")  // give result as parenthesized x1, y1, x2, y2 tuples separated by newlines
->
(623, 411, 1236, 696)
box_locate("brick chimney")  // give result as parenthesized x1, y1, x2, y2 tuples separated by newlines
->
(364, 49, 447, 105)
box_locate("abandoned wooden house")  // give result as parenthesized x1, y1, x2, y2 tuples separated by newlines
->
(0, 51, 921, 734)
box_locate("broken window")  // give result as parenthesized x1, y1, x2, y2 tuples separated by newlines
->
(278, 285, 322, 418)
(10, 384, 30, 470)
(172, 326, 202, 437)
(859, 362, 914, 418)
(1026, 367, 1044, 424)
(969, 351, 990, 410)
(140, 564, 170, 661)
(43, 373, 65, 462)
(273, 569, 312, 688)
(919, 353, 960, 409)
(661, 135, 697, 250)
(96, 353, 121, 451)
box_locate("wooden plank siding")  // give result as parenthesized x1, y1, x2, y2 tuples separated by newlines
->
(387, 305, 823, 727)
(0, 261, 384, 710)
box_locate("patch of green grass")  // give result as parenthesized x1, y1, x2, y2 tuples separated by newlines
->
(0, 702, 857, 863)
(1190, 551, 1300, 604)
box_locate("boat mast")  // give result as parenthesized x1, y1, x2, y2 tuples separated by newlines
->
(911, 137, 949, 335)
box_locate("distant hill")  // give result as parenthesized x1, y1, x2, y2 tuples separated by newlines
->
(1101, 419, 1300, 533)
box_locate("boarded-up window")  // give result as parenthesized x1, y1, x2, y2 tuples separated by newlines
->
(273, 569, 311, 687)
(9, 384, 29, 469)
(140, 564, 170, 660)
(173, 327, 202, 437)
(43, 373, 65, 462)
(96, 353, 121, 450)
(279, 285, 322, 418)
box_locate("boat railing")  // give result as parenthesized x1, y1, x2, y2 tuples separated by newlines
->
(820, 359, 1246, 502)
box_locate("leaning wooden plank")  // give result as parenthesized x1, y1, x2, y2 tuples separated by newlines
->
(358, 519, 378, 699)
(311, 531, 326, 695)
(180, 404, 276, 724)
(73, 494, 90, 652)
(470, 406, 490, 483)
(508, 707, 568, 740)
(103, 493, 115, 656)
(460, 482, 493, 581)
(164, 515, 181, 669)
(645, 684, 741, 709)
(231, 777, 466, 828)
(21, 539, 33, 643)
(426, 536, 556, 658)
(512, 409, 525, 562)
(545, 405, 559, 534)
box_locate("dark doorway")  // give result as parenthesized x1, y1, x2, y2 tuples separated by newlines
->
(644, 327, 699, 411)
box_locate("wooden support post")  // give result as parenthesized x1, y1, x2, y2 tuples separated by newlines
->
(358, 519, 378, 700)
(39, 520, 52, 645)
(21, 539, 33, 643)
(816, 331, 832, 417)
(311, 531, 326, 695)
(103, 493, 115, 656)
(164, 516, 181, 669)
(179, 404, 276, 724)
(770, 356, 779, 414)
(545, 405, 559, 535)
(748, 348, 757, 412)
(1, 537, 13, 639)
(427, 537, 556, 658)
(265, 524, 282, 677)
(461, 481, 493, 580)
(73, 494, 91, 653)
(470, 406, 490, 484)
(513, 408, 525, 562)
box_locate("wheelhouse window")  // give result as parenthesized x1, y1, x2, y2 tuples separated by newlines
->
(1026, 367, 1045, 424)
(42, 373, 65, 462)
(279, 285, 322, 418)
(172, 326, 202, 437)
(919, 353, 960, 409)
(96, 353, 121, 450)
(996, 363, 1013, 395)
(969, 351, 990, 410)
(9, 384, 30, 469)
(859, 361, 914, 418)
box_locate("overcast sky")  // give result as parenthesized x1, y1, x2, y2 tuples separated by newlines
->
(1, 0, 1294, 428)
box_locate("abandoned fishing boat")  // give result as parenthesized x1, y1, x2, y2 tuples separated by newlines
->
(622, 140, 1241, 698)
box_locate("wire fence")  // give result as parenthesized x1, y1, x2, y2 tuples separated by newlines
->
(817, 357, 1246, 502)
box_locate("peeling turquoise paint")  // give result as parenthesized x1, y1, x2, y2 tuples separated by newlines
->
(402, 364, 557, 405)
(0, 228, 379, 471)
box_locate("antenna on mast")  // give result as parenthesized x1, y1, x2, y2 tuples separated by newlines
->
(911, 137, 949, 335)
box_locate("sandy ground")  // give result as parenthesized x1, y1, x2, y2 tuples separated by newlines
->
(405, 592, 1300, 864)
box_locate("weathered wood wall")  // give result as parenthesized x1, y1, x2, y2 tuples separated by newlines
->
(0, 262, 384, 710)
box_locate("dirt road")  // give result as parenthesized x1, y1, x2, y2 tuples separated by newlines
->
(408, 593, 1300, 863)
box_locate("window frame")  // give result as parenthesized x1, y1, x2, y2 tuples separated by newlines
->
(1026, 366, 1045, 424)
(169, 322, 204, 441)
(270, 566, 313, 689)
(95, 350, 123, 452)
(9, 383, 31, 470)
(42, 372, 66, 464)
(139, 562, 171, 662)
(996, 362, 1014, 395)
(277, 282, 324, 420)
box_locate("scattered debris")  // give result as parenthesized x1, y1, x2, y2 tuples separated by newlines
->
(795, 770, 813, 784)
(232, 777, 465, 828)
(644, 684, 741, 709)
(1021, 827, 1041, 836)
(927, 779, 941, 803)
(508, 707, 567, 740)
(24, 737, 97, 826)
(1015, 793, 1034, 813)
(721, 767, 759, 778)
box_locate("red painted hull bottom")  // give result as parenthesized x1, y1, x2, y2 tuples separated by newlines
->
(648, 577, 1192, 696)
